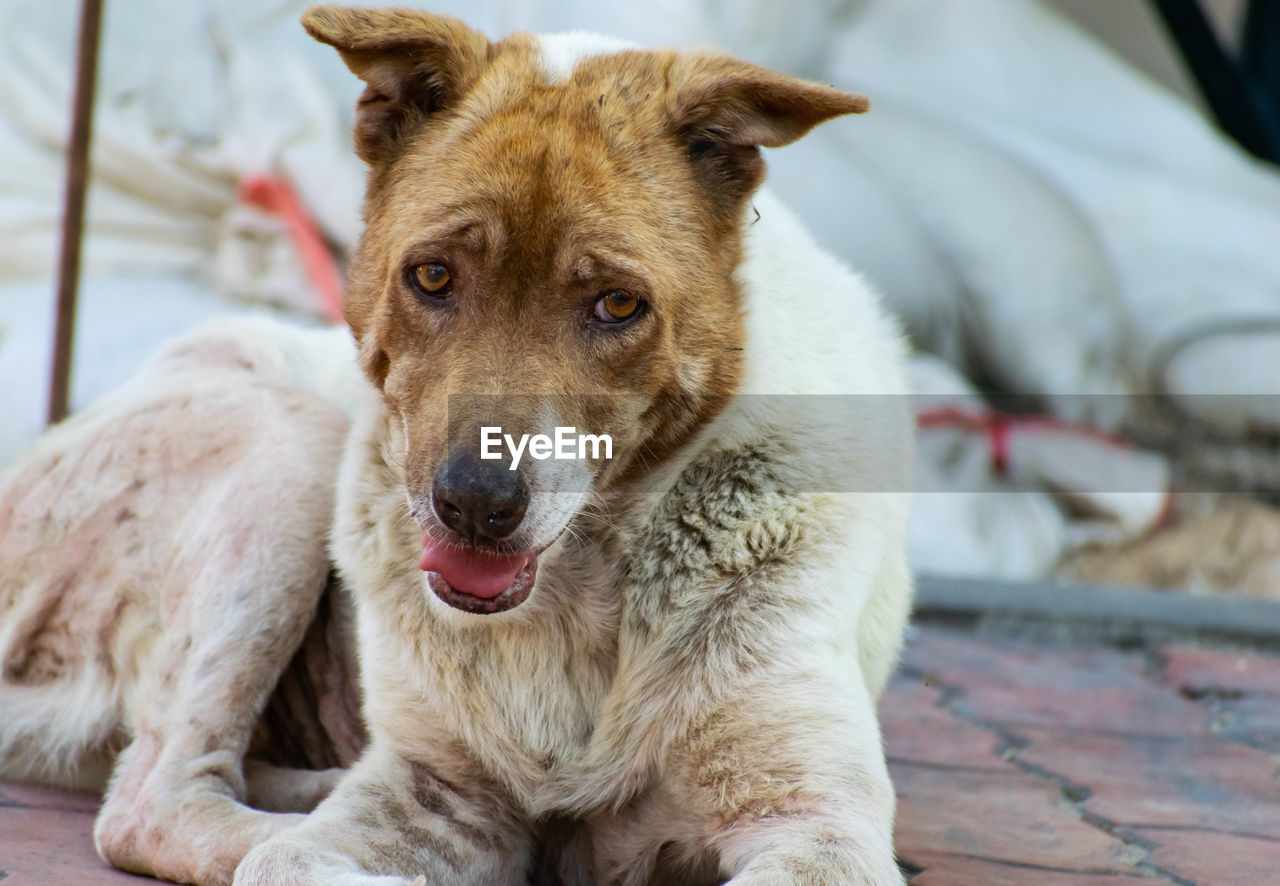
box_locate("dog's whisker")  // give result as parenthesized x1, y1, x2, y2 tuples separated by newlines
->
(574, 509, 619, 532)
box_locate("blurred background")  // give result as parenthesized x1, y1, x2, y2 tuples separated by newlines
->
(2, 0, 1279, 597)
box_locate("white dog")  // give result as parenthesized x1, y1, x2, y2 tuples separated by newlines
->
(1, 7, 913, 884)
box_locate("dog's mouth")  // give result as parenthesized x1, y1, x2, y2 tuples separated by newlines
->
(419, 536, 538, 614)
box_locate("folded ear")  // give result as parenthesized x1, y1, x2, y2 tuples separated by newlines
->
(669, 54, 870, 215)
(302, 5, 489, 164)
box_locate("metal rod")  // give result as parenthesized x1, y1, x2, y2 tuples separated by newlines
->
(47, 0, 105, 425)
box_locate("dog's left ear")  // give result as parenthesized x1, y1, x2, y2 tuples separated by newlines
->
(302, 5, 489, 164)
(670, 54, 869, 216)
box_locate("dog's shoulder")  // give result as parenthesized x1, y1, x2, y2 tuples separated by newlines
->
(739, 188, 911, 399)
(618, 191, 913, 626)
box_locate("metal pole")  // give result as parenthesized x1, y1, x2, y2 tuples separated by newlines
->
(47, 0, 105, 425)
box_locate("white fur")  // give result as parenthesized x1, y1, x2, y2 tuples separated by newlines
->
(0, 675, 120, 789)
(236, 191, 915, 885)
(1, 314, 359, 883)
(3, 27, 913, 886)
(739, 188, 910, 398)
(533, 31, 637, 83)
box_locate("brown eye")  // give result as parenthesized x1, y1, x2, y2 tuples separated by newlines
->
(413, 263, 452, 297)
(593, 290, 641, 324)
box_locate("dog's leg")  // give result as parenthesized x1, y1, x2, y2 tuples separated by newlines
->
(91, 426, 346, 885)
(95, 737, 307, 886)
(244, 761, 346, 813)
(715, 807, 904, 886)
(694, 681, 905, 886)
(580, 673, 904, 886)
(91, 554, 333, 885)
(235, 744, 531, 886)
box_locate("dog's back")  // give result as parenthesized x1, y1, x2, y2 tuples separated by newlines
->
(0, 317, 358, 789)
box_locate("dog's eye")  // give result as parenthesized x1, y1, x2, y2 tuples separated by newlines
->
(412, 263, 452, 298)
(593, 290, 641, 324)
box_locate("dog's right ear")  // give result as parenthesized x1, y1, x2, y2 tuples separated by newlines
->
(667, 54, 869, 222)
(302, 5, 489, 164)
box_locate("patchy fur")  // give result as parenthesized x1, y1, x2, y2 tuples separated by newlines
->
(1, 8, 912, 886)
(0, 317, 362, 883)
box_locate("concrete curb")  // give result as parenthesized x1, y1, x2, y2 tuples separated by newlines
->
(914, 574, 1280, 647)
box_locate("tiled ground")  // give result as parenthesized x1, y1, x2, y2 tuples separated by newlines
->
(887, 625, 1280, 885)
(2, 623, 1277, 885)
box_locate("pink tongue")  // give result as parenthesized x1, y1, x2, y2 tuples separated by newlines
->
(419, 536, 530, 599)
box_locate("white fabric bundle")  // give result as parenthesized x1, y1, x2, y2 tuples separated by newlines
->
(2, 0, 1276, 582)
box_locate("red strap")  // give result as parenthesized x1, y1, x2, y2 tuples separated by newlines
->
(988, 413, 1013, 475)
(239, 174, 345, 324)
(916, 407, 1131, 477)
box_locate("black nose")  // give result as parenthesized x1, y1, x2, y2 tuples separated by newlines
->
(432, 452, 529, 544)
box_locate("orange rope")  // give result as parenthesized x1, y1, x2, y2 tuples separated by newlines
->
(239, 174, 345, 324)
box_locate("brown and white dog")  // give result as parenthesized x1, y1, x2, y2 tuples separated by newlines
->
(0, 6, 914, 884)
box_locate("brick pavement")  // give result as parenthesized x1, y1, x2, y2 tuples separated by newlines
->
(2, 622, 1277, 884)
(887, 624, 1280, 885)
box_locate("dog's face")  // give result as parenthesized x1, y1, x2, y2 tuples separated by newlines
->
(305, 6, 867, 614)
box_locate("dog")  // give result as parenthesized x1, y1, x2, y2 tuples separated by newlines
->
(0, 6, 914, 884)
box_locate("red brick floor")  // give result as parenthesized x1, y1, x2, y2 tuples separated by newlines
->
(2, 623, 1277, 885)
(887, 625, 1280, 885)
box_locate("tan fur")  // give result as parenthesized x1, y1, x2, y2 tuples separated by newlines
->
(1, 7, 911, 886)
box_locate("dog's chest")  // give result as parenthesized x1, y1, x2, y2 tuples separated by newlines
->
(491, 609, 618, 766)
(367, 553, 624, 808)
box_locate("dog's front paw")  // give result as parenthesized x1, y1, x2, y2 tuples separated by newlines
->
(234, 841, 312, 886)
(234, 839, 428, 886)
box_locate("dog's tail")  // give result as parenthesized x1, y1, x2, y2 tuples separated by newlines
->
(0, 673, 121, 792)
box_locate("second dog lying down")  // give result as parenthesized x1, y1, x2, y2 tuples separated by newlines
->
(0, 6, 914, 884)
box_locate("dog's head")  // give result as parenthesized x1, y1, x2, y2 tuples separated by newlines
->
(305, 6, 867, 614)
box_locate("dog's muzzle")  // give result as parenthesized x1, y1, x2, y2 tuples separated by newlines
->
(420, 451, 536, 613)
